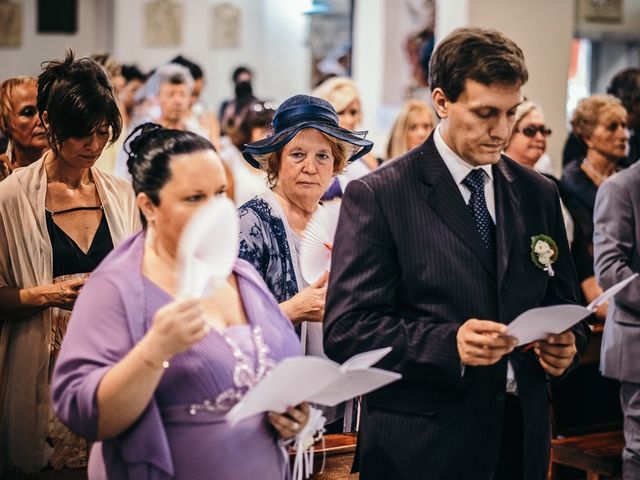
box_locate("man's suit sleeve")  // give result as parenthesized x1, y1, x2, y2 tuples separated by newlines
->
(323, 178, 466, 389)
(594, 178, 640, 312)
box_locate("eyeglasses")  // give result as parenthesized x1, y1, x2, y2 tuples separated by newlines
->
(518, 125, 552, 138)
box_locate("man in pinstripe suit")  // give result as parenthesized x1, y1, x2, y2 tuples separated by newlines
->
(324, 27, 589, 480)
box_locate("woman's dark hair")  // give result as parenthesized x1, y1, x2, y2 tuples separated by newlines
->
(429, 27, 528, 103)
(607, 68, 640, 113)
(230, 101, 276, 149)
(126, 123, 216, 227)
(170, 55, 204, 81)
(121, 64, 147, 83)
(37, 49, 122, 156)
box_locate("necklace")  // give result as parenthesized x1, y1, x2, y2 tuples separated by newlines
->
(187, 326, 276, 415)
(582, 159, 613, 184)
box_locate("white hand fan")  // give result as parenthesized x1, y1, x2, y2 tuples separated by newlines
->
(300, 202, 341, 284)
(177, 196, 239, 299)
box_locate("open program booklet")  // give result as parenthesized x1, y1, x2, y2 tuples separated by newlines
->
(507, 273, 638, 346)
(226, 347, 401, 426)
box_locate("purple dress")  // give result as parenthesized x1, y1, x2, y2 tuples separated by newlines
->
(52, 232, 302, 480)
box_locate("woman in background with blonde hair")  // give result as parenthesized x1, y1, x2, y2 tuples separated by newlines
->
(386, 99, 436, 161)
(312, 77, 377, 199)
(561, 94, 629, 319)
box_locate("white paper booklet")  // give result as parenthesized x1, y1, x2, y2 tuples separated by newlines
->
(507, 273, 638, 346)
(226, 347, 401, 426)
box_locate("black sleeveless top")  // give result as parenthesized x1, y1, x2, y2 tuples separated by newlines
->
(45, 206, 114, 278)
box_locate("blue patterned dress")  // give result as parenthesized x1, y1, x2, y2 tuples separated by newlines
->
(238, 190, 305, 303)
(238, 190, 346, 428)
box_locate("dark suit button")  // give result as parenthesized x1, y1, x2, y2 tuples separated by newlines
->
(496, 392, 505, 402)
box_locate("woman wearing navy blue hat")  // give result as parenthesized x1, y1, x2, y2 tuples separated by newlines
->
(239, 94, 372, 322)
(238, 95, 372, 431)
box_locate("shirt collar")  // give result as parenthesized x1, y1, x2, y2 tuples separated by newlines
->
(433, 125, 493, 186)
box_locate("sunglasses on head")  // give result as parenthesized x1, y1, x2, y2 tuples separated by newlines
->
(518, 125, 552, 138)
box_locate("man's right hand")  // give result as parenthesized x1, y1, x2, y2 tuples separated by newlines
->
(456, 319, 518, 366)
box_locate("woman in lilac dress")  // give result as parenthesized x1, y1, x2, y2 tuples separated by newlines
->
(52, 123, 309, 480)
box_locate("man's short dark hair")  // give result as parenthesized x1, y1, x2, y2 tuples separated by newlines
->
(429, 27, 528, 102)
(607, 68, 640, 113)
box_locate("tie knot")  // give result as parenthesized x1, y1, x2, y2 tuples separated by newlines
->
(462, 169, 487, 193)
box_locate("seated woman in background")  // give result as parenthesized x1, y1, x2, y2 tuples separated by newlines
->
(0, 51, 140, 476)
(219, 100, 275, 206)
(561, 94, 629, 320)
(0, 76, 48, 180)
(52, 123, 309, 480)
(505, 101, 574, 244)
(385, 99, 436, 161)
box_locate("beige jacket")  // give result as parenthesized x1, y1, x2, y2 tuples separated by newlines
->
(0, 158, 141, 474)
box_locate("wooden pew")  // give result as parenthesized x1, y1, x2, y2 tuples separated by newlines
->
(549, 430, 623, 480)
(291, 432, 359, 479)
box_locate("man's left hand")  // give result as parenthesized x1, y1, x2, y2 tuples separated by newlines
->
(533, 330, 577, 377)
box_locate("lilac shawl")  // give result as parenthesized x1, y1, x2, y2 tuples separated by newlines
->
(52, 232, 301, 479)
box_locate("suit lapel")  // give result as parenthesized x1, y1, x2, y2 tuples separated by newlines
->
(417, 137, 496, 279)
(493, 159, 522, 291)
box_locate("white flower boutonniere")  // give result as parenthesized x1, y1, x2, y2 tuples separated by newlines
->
(531, 234, 558, 277)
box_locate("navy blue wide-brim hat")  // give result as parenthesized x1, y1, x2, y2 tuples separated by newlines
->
(242, 94, 374, 169)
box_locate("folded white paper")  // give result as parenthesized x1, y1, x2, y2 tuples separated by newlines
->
(507, 273, 639, 346)
(226, 347, 401, 426)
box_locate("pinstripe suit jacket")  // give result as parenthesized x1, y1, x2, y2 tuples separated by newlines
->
(323, 135, 588, 480)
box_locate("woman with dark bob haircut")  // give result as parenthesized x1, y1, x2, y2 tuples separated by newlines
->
(52, 123, 309, 480)
(0, 50, 140, 475)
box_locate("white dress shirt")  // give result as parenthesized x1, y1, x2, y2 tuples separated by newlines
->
(433, 125, 495, 220)
(433, 125, 517, 394)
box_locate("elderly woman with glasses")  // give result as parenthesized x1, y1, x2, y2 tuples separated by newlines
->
(505, 101, 574, 245)
(239, 95, 372, 322)
(505, 101, 553, 171)
(238, 95, 372, 429)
